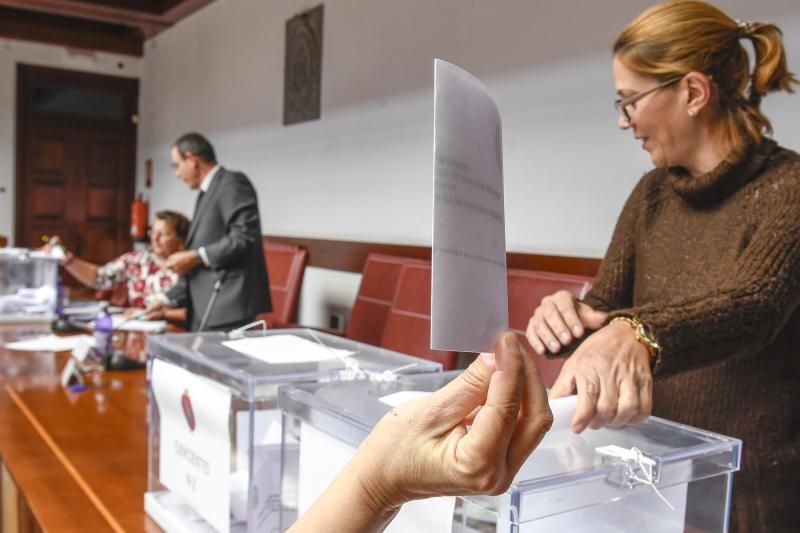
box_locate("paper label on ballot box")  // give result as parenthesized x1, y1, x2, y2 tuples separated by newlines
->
(151, 359, 232, 533)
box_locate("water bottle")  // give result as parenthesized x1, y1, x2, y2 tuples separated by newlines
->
(55, 274, 65, 319)
(93, 303, 113, 358)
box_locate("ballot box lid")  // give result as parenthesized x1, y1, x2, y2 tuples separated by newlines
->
(147, 328, 442, 402)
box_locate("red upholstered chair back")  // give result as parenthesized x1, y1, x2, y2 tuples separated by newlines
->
(257, 240, 308, 327)
(380, 259, 458, 370)
(344, 254, 405, 345)
(0, 235, 7, 247)
(507, 268, 593, 387)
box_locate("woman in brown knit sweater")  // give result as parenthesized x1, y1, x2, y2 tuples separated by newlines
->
(526, 1, 799, 531)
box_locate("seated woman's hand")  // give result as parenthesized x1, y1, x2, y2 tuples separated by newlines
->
(140, 301, 166, 320)
(526, 290, 608, 355)
(549, 321, 653, 433)
(40, 235, 61, 253)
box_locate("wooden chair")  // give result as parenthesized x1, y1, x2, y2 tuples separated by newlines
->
(257, 240, 308, 328)
(507, 268, 593, 387)
(380, 259, 458, 370)
(343, 253, 406, 345)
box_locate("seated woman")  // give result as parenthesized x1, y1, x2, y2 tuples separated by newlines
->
(49, 210, 189, 311)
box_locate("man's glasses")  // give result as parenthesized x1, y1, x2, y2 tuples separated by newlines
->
(614, 76, 683, 122)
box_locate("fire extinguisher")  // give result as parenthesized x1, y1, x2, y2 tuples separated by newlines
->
(131, 193, 149, 241)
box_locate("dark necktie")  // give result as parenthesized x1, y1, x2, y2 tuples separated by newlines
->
(193, 191, 205, 218)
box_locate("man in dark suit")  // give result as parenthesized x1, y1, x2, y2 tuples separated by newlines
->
(150, 132, 271, 331)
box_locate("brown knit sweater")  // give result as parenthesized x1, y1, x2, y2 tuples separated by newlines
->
(583, 138, 800, 532)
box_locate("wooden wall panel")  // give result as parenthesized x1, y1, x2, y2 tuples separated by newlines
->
(86, 141, 119, 183)
(29, 138, 66, 175)
(86, 188, 116, 219)
(265, 236, 602, 276)
(28, 184, 66, 218)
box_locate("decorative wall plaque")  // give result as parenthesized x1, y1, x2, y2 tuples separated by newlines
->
(283, 4, 324, 125)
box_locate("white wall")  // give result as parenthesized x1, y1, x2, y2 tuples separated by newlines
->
(136, 0, 800, 326)
(0, 39, 140, 244)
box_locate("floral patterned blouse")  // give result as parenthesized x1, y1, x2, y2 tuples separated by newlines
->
(95, 249, 178, 308)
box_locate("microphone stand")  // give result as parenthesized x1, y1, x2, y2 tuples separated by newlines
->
(198, 270, 227, 332)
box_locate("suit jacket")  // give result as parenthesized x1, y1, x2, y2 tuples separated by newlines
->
(167, 167, 271, 330)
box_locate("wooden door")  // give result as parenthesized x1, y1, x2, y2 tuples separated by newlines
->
(15, 64, 138, 270)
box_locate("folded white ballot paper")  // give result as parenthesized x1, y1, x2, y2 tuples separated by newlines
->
(4, 334, 95, 352)
(431, 59, 508, 354)
(221, 334, 354, 365)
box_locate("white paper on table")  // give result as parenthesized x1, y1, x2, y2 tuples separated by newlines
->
(151, 358, 232, 533)
(221, 334, 354, 364)
(111, 315, 166, 332)
(86, 315, 166, 332)
(3, 334, 95, 352)
(431, 59, 508, 354)
(297, 422, 455, 533)
(62, 303, 105, 317)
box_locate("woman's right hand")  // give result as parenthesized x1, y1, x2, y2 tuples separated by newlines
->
(41, 235, 62, 253)
(526, 290, 608, 355)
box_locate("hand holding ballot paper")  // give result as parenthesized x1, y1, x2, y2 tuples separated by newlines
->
(290, 332, 553, 533)
(291, 60, 553, 533)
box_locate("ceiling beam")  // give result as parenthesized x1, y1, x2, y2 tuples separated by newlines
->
(0, 0, 215, 38)
(0, 6, 143, 56)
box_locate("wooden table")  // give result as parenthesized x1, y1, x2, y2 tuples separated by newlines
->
(0, 324, 161, 532)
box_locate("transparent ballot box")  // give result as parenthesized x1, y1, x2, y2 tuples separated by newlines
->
(279, 372, 742, 532)
(0, 248, 59, 323)
(144, 329, 441, 533)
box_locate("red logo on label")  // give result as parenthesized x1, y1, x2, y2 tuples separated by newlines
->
(181, 389, 196, 431)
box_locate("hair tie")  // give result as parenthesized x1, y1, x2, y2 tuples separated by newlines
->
(736, 20, 755, 37)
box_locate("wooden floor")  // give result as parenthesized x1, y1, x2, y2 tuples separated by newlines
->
(0, 324, 161, 532)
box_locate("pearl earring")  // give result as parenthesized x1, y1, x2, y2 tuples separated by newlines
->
(688, 110, 696, 117)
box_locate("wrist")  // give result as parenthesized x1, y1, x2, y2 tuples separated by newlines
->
(333, 460, 400, 530)
(61, 251, 75, 267)
(609, 316, 661, 370)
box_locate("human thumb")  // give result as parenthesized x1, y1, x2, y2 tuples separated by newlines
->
(577, 302, 608, 330)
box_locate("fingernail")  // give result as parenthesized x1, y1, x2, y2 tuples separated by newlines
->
(572, 325, 581, 336)
(559, 332, 570, 344)
(479, 352, 495, 364)
(503, 332, 520, 350)
(548, 341, 560, 352)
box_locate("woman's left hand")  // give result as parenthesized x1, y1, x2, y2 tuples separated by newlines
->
(549, 321, 653, 433)
(289, 332, 553, 532)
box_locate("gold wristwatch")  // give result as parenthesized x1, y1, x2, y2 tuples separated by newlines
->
(609, 316, 661, 369)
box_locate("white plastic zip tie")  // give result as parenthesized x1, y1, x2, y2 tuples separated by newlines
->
(227, 319, 268, 339)
(595, 445, 675, 511)
(305, 328, 365, 379)
(305, 329, 418, 381)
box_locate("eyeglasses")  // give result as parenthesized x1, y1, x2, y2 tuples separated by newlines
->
(614, 76, 683, 122)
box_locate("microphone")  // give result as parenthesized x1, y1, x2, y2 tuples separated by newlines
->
(198, 269, 228, 332)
